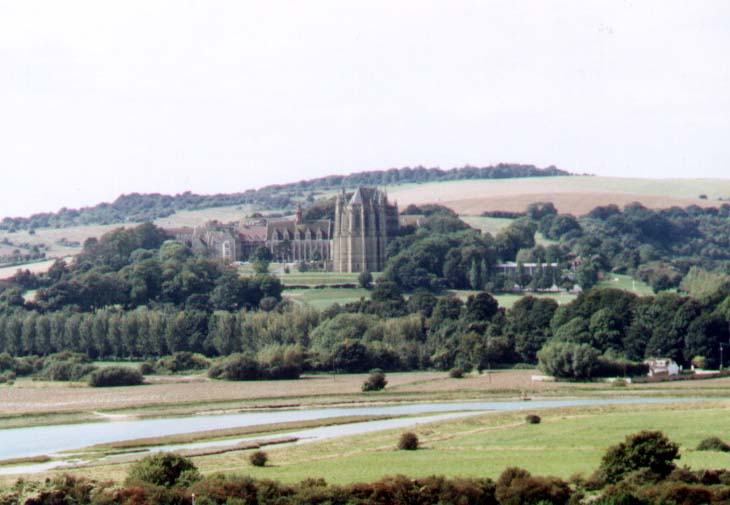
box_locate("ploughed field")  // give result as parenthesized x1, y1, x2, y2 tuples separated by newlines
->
(388, 176, 730, 216)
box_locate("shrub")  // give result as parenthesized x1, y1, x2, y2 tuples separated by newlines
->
(594, 484, 649, 505)
(249, 450, 268, 467)
(0, 352, 15, 372)
(155, 352, 209, 374)
(362, 369, 387, 392)
(37, 353, 96, 382)
(39, 361, 96, 381)
(599, 431, 680, 484)
(641, 482, 713, 505)
(12, 356, 39, 376)
(88, 366, 144, 387)
(495, 467, 571, 505)
(257, 345, 304, 380)
(525, 414, 541, 424)
(691, 355, 707, 370)
(208, 354, 261, 381)
(449, 367, 464, 378)
(696, 436, 730, 452)
(397, 432, 419, 450)
(126, 453, 200, 488)
(138, 361, 155, 375)
(358, 270, 373, 289)
(209, 350, 303, 381)
(260, 296, 279, 311)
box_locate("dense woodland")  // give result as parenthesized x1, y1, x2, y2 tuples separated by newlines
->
(0, 164, 569, 231)
(1, 225, 730, 380)
(2, 198, 730, 379)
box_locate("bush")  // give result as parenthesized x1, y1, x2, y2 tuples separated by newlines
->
(495, 467, 571, 505)
(257, 345, 304, 380)
(39, 360, 96, 381)
(525, 414, 541, 424)
(209, 350, 303, 381)
(358, 270, 373, 289)
(208, 354, 260, 380)
(397, 432, 419, 450)
(249, 450, 268, 467)
(155, 352, 209, 374)
(449, 367, 464, 378)
(33, 352, 96, 382)
(696, 436, 730, 452)
(126, 452, 200, 487)
(88, 366, 144, 387)
(138, 361, 155, 375)
(599, 431, 680, 484)
(361, 369, 387, 392)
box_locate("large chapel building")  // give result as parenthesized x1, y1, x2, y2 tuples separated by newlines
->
(172, 187, 403, 273)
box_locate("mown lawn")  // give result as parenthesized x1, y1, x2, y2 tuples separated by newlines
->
(284, 287, 371, 309)
(277, 271, 366, 286)
(203, 401, 730, 484)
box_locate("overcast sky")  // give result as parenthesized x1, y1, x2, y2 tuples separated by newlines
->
(1, 1, 729, 217)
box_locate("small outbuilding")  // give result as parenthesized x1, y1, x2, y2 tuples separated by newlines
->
(645, 358, 680, 377)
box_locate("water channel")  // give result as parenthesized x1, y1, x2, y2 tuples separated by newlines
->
(0, 397, 703, 475)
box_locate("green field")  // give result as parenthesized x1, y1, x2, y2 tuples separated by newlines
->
(460, 216, 514, 235)
(277, 271, 366, 286)
(202, 401, 730, 484)
(598, 273, 656, 296)
(286, 272, 655, 311)
(285, 287, 371, 309)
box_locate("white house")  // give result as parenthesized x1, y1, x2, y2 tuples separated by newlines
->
(645, 358, 680, 377)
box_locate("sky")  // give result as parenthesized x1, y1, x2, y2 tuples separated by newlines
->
(1, 1, 729, 217)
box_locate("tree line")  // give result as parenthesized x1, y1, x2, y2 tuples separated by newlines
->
(2, 282, 730, 376)
(0, 164, 570, 231)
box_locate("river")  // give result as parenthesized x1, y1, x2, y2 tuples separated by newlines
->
(0, 397, 702, 475)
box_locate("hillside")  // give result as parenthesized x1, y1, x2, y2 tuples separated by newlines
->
(4, 175, 730, 278)
(0, 164, 568, 231)
(388, 176, 730, 216)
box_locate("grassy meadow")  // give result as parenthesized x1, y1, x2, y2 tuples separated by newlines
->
(228, 401, 730, 484)
(284, 287, 371, 309)
(242, 401, 730, 484)
(276, 271, 365, 286)
(11, 399, 730, 486)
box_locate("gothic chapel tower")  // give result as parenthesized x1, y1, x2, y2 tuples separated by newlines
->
(332, 187, 395, 273)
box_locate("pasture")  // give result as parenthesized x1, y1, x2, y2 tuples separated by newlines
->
(9, 398, 730, 486)
(277, 271, 365, 286)
(284, 287, 371, 309)
(227, 400, 730, 484)
(388, 176, 730, 216)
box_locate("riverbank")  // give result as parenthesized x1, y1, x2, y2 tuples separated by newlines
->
(2, 399, 729, 486)
(5, 369, 730, 430)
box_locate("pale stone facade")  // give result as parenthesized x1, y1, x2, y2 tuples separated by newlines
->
(172, 187, 400, 272)
(266, 205, 332, 262)
(331, 187, 398, 273)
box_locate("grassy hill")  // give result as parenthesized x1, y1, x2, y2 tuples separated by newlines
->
(0, 205, 258, 275)
(4, 175, 730, 281)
